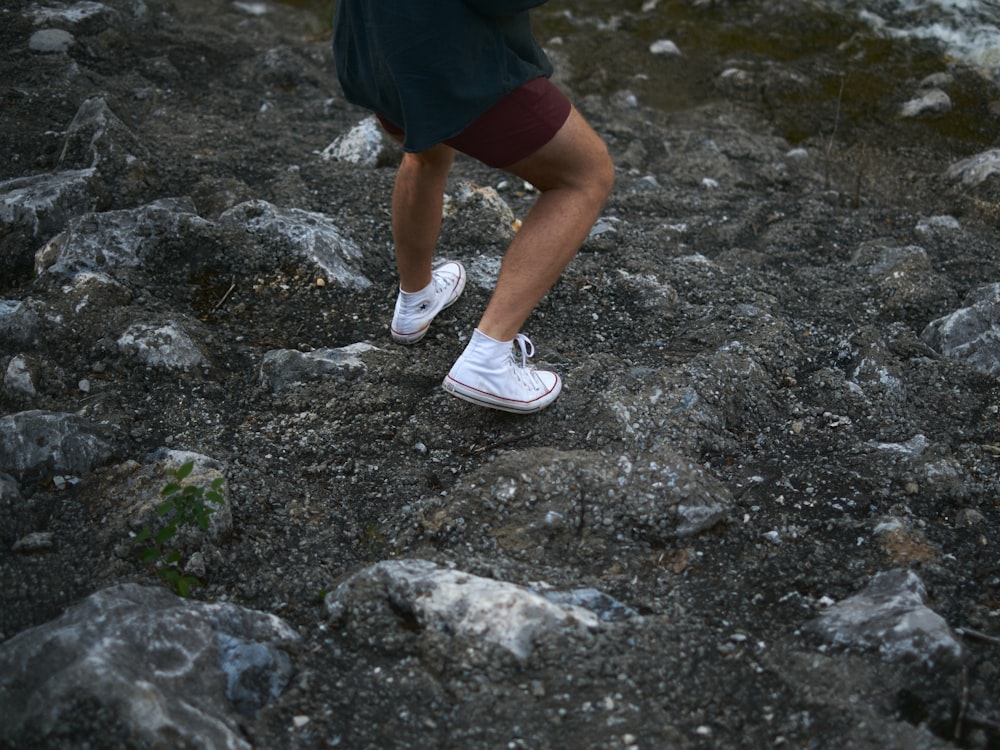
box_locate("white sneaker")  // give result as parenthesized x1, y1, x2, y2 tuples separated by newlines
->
(442, 329, 562, 414)
(390, 261, 467, 344)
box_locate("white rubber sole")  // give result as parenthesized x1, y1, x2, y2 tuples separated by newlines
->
(441, 374, 561, 414)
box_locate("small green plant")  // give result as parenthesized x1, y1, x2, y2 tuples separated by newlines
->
(135, 460, 225, 597)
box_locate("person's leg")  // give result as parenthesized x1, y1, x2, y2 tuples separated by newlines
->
(387, 141, 467, 344)
(442, 106, 613, 413)
(476, 106, 614, 341)
(391, 143, 456, 291)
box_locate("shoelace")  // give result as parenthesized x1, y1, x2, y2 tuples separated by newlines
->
(510, 334, 542, 390)
(427, 273, 447, 300)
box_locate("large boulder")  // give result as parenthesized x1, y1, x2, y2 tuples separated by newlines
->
(0, 583, 299, 749)
(0, 410, 113, 481)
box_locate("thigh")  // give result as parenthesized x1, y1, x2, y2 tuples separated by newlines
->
(444, 77, 572, 169)
(503, 105, 613, 193)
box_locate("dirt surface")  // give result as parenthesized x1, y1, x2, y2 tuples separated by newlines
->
(2, 0, 1000, 748)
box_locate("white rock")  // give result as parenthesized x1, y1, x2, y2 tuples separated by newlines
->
(36, 199, 210, 278)
(922, 282, 1000, 375)
(3, 356, 37, 397)
(865, 434, 928, 457)
(233, 1, 270, 15)
(919, 72, 954, 89)
(117, 320, 208, 371)
(28, 29, 74, 53)
(0, 584, 298, 749)
(321, 116, 385, 166)
(219, 200, 371, 290)
(900, 88, 952, 118)
(805, 569, 962, 669)
(0, 169, 97, 239)
(914, 215, 960, 237)
(259, 343, 380, 393)
(0, 410, 113, 481)
(326, 559, 600, 660)
(27, 1, 109, 25)
(945, 148, 1000, 187)
(649, 39, 681, 56)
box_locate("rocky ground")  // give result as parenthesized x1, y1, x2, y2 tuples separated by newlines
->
(2, 0, 1000, 748)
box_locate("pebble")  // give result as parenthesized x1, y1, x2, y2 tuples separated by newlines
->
(13, 532, 55, 553)
(900, 88, 952, 118)
(29, 29, 74, 54)
(649, 39, 681, 56)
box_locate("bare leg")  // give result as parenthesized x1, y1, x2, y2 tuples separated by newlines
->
(391, 143, 456, 292)
(476, 106, 614, 342)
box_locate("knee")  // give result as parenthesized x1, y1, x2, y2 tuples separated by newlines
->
(402, 145, 455, 176)
(592, 142, 615, 202)
(572, 139, 614, 208)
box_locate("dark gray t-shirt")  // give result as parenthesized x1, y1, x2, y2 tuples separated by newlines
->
(333, 0, 553, 152)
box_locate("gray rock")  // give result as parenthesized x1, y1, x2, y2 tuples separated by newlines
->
(12, 531, 55, 553)
(945, 148, 1000, 187)
(540, 587, 639, 622)
(851, 240, 952, 319)
(107, 449, 232, 550)
(0, 473, 20, 507)
(443, 181, 519, 247)
(865, 434, 928, 458)
(117, 319, 208, 372)
(218, 200, 371, 290)
(415, 445, 730, 565)
(26, 2, 115, 26)
(3, 354, 38, 398)
(803, 569, 962, 670)
(325, 559, 600, 660)
(0, 410, 113, 481)
(914, 215, 961, 238)
(918, 72, 954, 89)
(851, 241, 930, 277)
(58, 96, 146, 171)
(54, 96, 157, 205)
(0, 300, 42, 348)
(0, 583, 298, 749)
(259, 342, 380, 393)
(0, 168, 98, 239)
(320, 115, 395, 166)
(610, 89, 639, 109)
(28, 28, 74, 54)
(232, 1, 271, 17)
(649, 38, 681, 56)
(467, 255, 502, 289)
(921, 283, 1000, 375)
(899, 88, 951, 118)
(35, 198, 211, 278)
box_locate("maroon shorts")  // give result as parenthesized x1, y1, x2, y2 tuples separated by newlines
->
(377, 77, 572, 169)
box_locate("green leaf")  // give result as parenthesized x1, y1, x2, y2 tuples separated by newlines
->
(178, 576, 201, 597)
(155, 526, 175, 544)
(134, 527, 151, 544)
(160, 482, 181, 497)
(140, 548, 161, 564)
(160, 567, 179, 583)
(211, 477, 225, 491)
(175, 461, 194, 481)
